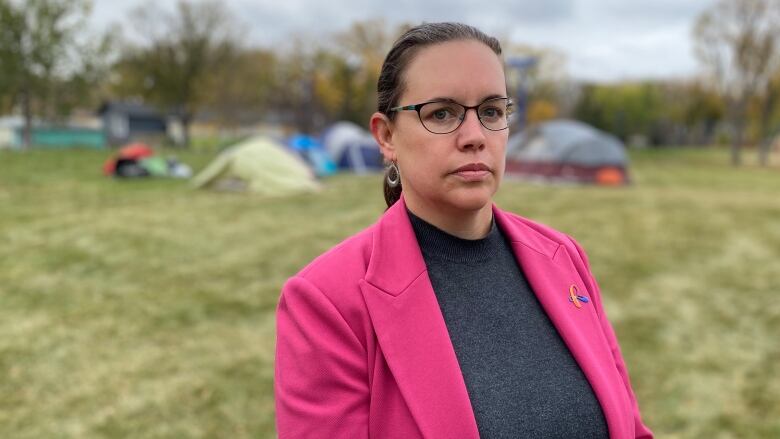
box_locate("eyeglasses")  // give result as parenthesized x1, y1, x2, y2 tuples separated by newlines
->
(389, 97, 514, 134)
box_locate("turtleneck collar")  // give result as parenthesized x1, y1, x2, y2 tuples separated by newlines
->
(406, 208, 503, 263)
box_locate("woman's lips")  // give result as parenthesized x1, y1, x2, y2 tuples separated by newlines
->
(451, 163, 491, 182)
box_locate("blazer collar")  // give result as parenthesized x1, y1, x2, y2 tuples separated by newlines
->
(361, 197, 631, 439)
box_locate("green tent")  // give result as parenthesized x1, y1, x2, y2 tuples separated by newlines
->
(191, 136, 320, 195)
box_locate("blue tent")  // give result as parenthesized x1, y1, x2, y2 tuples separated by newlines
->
(287, 134, 337, 177)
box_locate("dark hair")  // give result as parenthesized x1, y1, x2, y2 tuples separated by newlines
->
(377, 22, 503, 207)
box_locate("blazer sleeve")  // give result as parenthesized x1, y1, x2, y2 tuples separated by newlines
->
(568, 237, 654, 439)
(275, 275, 369, 438)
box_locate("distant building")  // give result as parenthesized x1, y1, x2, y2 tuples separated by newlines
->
(98, 101, 168, 146)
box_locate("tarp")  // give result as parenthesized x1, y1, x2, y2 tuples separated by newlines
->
(191, 136, 320, 195)
(287, 134, 337, 177)
(505, 119, 629, 185)
(102, 143, 192, 178)
(102, 143, 155, 176)
(321, 121, 383, 173)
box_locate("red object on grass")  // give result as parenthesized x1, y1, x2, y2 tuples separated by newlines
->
(102, 143, 154, 175)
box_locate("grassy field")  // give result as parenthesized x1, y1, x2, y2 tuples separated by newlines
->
(1, 146, 779, 438)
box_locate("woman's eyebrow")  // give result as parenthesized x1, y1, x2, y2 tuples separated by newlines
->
(425, 94, 507, 104)
(425, 96, 457, 103)
(480, 94, 506, 102)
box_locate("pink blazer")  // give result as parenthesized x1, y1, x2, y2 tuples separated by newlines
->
(275, 197, 653, 438)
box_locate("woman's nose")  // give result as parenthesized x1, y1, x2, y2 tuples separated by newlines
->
(457, 109, 486, 150)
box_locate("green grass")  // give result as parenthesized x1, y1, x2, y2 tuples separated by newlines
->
(1, 146, 779, 438)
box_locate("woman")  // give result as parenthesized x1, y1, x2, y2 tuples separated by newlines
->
(275, 22, 653, 439)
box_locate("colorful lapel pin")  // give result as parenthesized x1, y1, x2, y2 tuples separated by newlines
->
(568, 284, 589, 308)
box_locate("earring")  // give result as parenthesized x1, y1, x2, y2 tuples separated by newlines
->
(387, 161, 400, 188)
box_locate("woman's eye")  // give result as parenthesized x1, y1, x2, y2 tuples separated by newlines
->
(480, 107, 503, 118)
(425, 105, 456, 121)
(433, 109, 450, 120)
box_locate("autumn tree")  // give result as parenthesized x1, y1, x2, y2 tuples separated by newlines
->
(574, 82, 666, 144)
(330, 19, 397, 125)
(675, 81, 726, 145)
(270, 19, 404, 133)
(267, 41, 320, 134)
(113, 0, 241, 147)
(693, 0, 780, 165)
(502, 42, 571, 128)
(573, 80, 728, 147)
(202, 48, 278, 128)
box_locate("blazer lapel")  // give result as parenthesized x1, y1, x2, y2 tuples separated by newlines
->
(360, 198, 480, 439)
(494, 206, 633, 439)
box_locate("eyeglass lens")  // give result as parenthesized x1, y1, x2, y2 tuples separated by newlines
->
(418, 98, 511, 134)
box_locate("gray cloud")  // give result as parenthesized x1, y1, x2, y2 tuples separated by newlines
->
(588, 0, 711, 24)
(379, 0, 574, 24)
(91, 0, 710, 81)
(229, 0, 575, 46)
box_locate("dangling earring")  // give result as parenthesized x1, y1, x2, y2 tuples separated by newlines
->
(387, 161, 400, 188)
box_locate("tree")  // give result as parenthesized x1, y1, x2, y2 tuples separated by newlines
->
(269, 19, 403, 132)
(0, 0, 103, 148)
(328, 19, 399, 126)
(200, 48, 278, 128)
(574, 82, 666, 144)
(113, 0, 241, 147)
(526, 99, 558, 124)
(756, 71, 780, 164)
(266, 41, 320, 134)
(501, 42, 572, 129)
(674, 81, 726, 146)
(693, 0, 780, 165)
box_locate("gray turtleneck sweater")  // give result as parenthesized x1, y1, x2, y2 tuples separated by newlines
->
(407, 209, 609, 439)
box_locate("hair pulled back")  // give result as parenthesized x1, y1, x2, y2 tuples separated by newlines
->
(376, 22, 503, 207)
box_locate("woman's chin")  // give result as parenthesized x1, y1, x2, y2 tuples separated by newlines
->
(445, 187, 495, 212)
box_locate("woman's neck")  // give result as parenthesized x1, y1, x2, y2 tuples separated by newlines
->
(405, 197, 493, 240)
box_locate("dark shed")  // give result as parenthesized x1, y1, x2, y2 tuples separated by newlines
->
(98, 101, 167, 146)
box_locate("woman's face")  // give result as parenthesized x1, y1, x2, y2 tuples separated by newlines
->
(384, 39, 508, 216)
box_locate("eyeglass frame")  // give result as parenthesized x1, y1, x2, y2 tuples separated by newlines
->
(388, 96, 514, 134)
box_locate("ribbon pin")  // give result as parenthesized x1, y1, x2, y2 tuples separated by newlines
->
(568, 284, 589, 308)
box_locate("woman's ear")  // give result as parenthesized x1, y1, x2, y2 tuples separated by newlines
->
(370, 112, 397, 162)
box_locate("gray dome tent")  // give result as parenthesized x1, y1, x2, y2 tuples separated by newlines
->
(321, 121, 383, 174)
(505, 119, 629, 185)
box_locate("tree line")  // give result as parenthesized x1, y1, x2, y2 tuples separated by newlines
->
(1, 0, 779, 166)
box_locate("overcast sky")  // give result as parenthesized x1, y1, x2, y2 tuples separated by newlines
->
(92, 0, 714, 82)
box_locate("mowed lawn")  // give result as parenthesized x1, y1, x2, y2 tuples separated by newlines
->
(1, 146, 779, 438)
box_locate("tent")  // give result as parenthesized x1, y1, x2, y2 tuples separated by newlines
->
(191, 136, 320, 195)
(321, 121, 383, 173)
(505, 119, 629, 185)
(287, 134, 337, 177)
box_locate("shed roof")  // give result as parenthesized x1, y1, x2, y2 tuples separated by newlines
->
(97, 101, 164, 118)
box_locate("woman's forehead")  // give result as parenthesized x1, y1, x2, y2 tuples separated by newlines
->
(401, 40, 506, 103)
